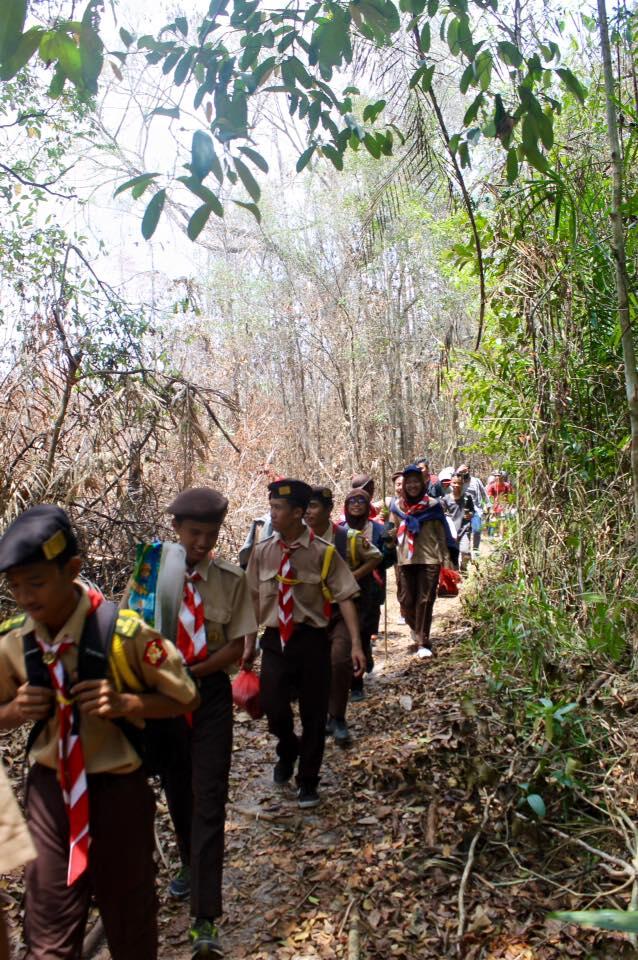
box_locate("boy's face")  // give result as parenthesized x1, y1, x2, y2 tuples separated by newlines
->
(404, 474, 424, 498)
(173, 517, 224, 567)
(270, 497, 304, 534)
(451, 476, 464, 497)
(6, 557, 81, 624)
(305, 500, 331, 532)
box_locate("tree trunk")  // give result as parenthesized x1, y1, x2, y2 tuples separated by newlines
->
(597, 0, 638, 547)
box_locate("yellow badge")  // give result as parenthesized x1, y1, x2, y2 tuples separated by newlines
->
(42, 529, 66, 560)
(278, 485, 291, 496)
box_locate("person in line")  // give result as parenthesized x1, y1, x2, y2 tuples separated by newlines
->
(414, 457, 444, 498)
(456, 463, 488, 555)
(390, 466, 456, 658)
(0, 759, 36, 960)
(486, 470, 514, 538)
(444, 475, 476, 572)
(244, 479, 365, 808)
(122, 487, 256, 959)
(350, 474, 380, 519)
(305, 486, 381, 742)
(340, 489, 396, 701)
(0, 505, 199, 960)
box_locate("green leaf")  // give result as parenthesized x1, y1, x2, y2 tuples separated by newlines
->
(420, 21, 431, 52)
(152, 105, 180, 119)
(119, 27, 134, 47)
(175, 16, 188, 36)
(526, 794, 546, 818)
(363, 99, 386, 123)
(174, 48, 194, 85)
(187, 203, 213, 240)
(427, 0, 438, 15)
(178, 175, 224, 215)
(497, 40, 523, 68)
(460, 62, 474, 94)
(48, 64, 66, 98)
(0, 0, 27, 63)
(57, 33, 83, 86)
(79, 3, 104, 97)
(555, 66, 586, 103)
(239, 146, 269, 173)
(114, 172, 161, 197)
(0, 25, 41, 81)
(549, 911, 638, 934)
(191, 130, 219, 181)
(421, 64, 434, 93)
(505, 148, 518, 183)
(296, 144, 316, 172)
(234, 156, 261, 202)
(141, 188, 166, 239)
(232, 199, 262, 223)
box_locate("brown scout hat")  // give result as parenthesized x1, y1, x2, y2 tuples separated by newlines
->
(351, 473, 372, 490)
(167, 487, 228, 521)
(268, 479, 313, 509)
(308, 486, 334, 508)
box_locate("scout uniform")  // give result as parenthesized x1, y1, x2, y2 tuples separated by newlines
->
(122, 488, 256, 947)
(307, 487, 381, 732)
(391, 465, 454, 657)
(0, 506, 197, 960)
(246, 480, 359, 801)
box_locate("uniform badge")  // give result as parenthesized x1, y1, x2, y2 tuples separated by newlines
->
(143, 637, 167, 667)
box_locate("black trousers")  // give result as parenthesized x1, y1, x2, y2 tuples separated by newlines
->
(397, 563, 441, 648)
(24, 764, 157, 960)
(161, 672, 233, 920)
(259, 625, 331, 789)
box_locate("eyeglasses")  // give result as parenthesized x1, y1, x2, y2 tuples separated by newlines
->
(348, 497, 368, 505)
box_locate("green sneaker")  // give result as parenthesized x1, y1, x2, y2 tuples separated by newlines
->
(190, 919, 223, 958)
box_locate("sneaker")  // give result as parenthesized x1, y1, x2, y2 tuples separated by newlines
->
(168, 865, 190, 900)
(190, 919, 223, 957)
(350, 688, 365, 703)
(417, 647, 433, 659)
(273, 759, 295, 786)
(325, 716, 335, 735)
(297, 786, 321, 809)
(397, 615, 406, 625)
(333, 719, 351, 746)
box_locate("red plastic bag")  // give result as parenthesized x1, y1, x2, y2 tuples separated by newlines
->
(438, 567, 461, 597)
(232, 667, 263, 720)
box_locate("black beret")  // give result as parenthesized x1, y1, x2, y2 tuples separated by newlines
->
(267, 479, 313, 509)
(351, 473, 372, 490)
(308, 485, 334, 508)
(167, 487, 229, 521)
(0, 505, 77, 573)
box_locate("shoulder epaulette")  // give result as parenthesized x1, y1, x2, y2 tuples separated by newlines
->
(114, 609, 143, 640)
(214, 557, 243, 577)
(0, 613, 27, 635)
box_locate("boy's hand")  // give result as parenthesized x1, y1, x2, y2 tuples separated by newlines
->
(71, 679, 127, 719)
(13, 683, 54, 722)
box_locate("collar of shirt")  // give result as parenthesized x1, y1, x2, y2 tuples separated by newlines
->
(192, 555, 214, 582)
(22, 581, 91, 648)
(272, 527, 312, 549)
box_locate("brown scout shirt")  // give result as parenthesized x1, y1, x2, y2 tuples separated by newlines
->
(0, 760, 36, 872)
(390, 507, 450, 566)
(318, 523, 381, 572)
(0, 584, 197, 775)
(121, 552, 257, 671)
(246, 527, 359, 629)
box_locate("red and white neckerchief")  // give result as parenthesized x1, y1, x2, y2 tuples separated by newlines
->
(277, 532, 312, 649)
(396, 497, 433, 561)
(36, 634, 90, 886)
(176, 571, 208, 665)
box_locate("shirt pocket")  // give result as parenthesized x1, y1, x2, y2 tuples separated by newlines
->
(204, 602, 230, 648)
(294, 570, 323, 609)
(258, 565, 279, 600)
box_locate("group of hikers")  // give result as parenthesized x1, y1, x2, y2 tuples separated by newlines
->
(0, 458, 511, 960)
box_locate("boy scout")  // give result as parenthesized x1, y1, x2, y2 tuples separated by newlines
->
(390, 465, 455, 657)
(0, 505, 199, 960)
(305, 486, 381, 743)
(244, 479, 364, 808)
(122, 487, 256, 959)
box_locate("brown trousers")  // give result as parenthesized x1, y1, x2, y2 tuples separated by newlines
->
(24, 763, 157, 960)
(397, 563, 441, 649)
(260, 625, 331, 789)
(328, 615, 352, 720)
(161, 672, 233, 920)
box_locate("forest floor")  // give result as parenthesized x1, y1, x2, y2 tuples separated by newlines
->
(4, 556, 632, 959)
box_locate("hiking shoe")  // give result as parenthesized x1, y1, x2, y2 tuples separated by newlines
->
(325, 716, 335, 735)
(190, 919, 223, 957)
(297, 786, 321, 809)
(350, 688, 365, 703)
(168, 865, 190, 900)
(333, 719, 351, 746)
(273, 759, 295, 786)
(417, 647, 433, 659)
